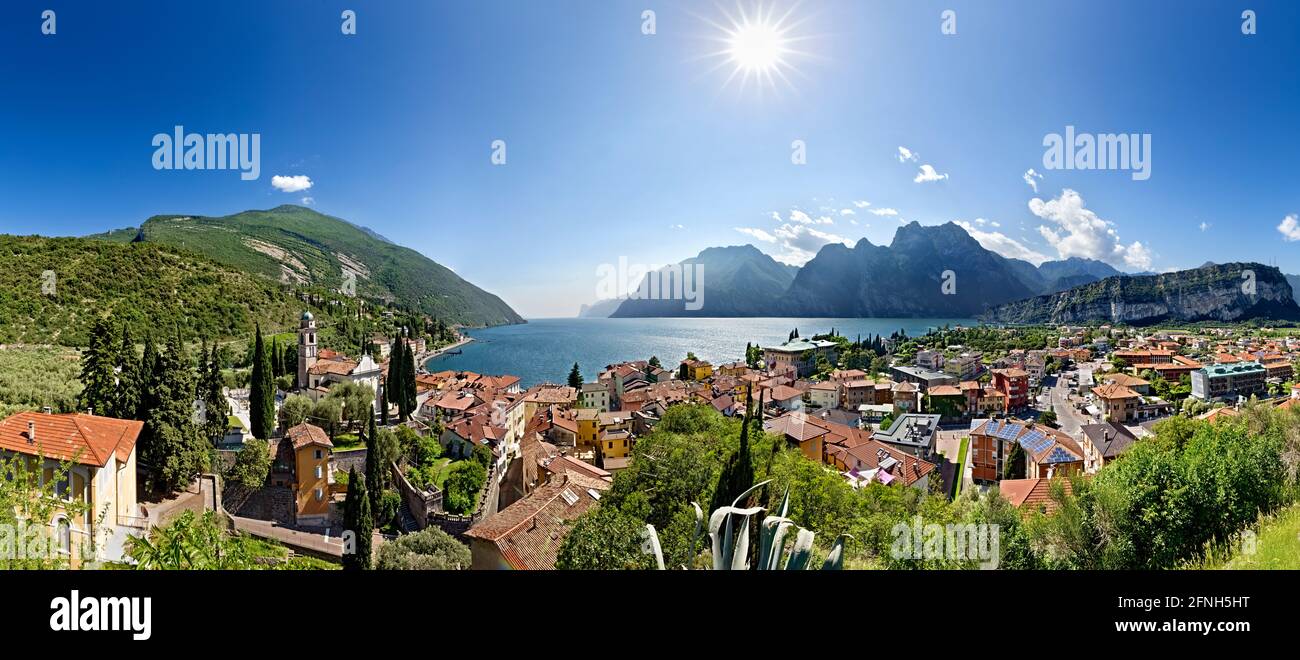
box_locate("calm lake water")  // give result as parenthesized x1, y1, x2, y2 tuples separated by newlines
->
(426, 317, 974, 387)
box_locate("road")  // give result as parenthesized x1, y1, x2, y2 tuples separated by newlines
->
(1043, 363, 1103, 435)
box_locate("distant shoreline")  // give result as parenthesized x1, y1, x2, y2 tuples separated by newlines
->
(418, 336, 474, 372)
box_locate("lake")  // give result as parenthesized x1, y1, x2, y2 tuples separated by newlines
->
(426, 317, 974, 387)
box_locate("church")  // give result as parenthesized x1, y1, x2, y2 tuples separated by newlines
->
(295, 311, 384, 415)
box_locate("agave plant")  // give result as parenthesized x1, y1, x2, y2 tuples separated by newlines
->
(644, 480, 850, 570)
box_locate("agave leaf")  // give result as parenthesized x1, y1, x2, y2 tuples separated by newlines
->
(769, 519, 797, 570)
(730, 479, 773, 509)
(689, 501, 705, 563)
(708, 505, 763, 571)
(784, 528, 816, 571)
(821, 534, 853, 571)
(730, 514, 752, 570)
(778, 488, 790, 518)
(645, 524, 665, 571)
(758, 515, 795, 570)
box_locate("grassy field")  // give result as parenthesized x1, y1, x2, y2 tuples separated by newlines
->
(953, 437, 969, 496)
(1193, 502, 1300, 570)
(0, 345, 83, 418)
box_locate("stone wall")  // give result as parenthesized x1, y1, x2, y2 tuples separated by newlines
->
(223, 484, 295, 525)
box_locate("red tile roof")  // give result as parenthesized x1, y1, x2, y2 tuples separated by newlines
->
(286, 423, 333, 450)
(464, 473, 610, 570)
(0, 412, 142, 466)
(998, 477, 1073, 514)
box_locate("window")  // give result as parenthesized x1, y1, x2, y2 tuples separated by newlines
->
(314, 449, 322, 460)
(315, 466, 323, 479)
(55, 518, 71, 555)
(315, 488, 323, 501)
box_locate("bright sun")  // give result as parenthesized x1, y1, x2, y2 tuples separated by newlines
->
(701, 2, 812, 96)
(726, 20, 789, 74)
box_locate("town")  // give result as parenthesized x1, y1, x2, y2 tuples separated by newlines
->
(4, 309, 1299, 571)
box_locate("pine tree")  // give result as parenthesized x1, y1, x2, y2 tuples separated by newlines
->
(250, 324, 276, 440)
(343, 469, 373, 571)
(567, 362, 583, 388)
(77, 317, 118, 416)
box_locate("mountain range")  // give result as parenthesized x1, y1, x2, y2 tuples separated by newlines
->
(88, 205, 523, 327)
(600, 222, 1126, 319)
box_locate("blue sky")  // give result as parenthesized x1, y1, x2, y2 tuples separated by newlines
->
(1, 0, 1298, 317)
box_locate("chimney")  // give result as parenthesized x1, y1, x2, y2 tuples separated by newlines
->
(87, 407, 93, 416)
(26, 420, 35, 444)
(41, 406, 52, 414)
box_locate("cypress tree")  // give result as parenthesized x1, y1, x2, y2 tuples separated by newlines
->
(387, 337, 404, 419)
(709, 386, 756, 514)
(139, 333, 209, 492)
(113, 323, 142, 420)
(250, 324, 275, 440)
(567, 362, 583, 388)
(365, 413, 383, 513)
(343, 469, 373, 571)
(202, 343, 228, 446)
(77, 317, 118, 415)
(402, 344, 418, 420)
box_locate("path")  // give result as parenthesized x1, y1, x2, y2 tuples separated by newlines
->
(231, 516, 346, 560)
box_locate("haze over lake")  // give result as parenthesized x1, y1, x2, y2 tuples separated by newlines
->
(427, 317, 975, 387)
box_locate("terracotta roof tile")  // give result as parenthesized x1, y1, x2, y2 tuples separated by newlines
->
(0, 412, 143, 466)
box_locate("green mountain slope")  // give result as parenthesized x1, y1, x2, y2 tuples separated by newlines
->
(88, 205, 523, 327)
(0, 235, 341, 346)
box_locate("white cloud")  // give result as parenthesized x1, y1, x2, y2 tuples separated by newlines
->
(897, 146, 918, 163)
(869, 207, 899, 216)
(1277, 214, 1300, 242)
(852, 200, 871, 208)
(1023, 168, 1043, 192)
(1029, 189, 1153, 270)
(955, 220, 1050, 265)
(670, 223, 685, 229)
(913, 164, 949, 183)
(840, 208, 855, 216)
(300, 196, 315, 206)
(271, 175, 313, 193)
(734, 227, 777, 243)
(786, 209, 833, 225)
(1199, 221, 1210, 232)
(736, 223, 852, 266)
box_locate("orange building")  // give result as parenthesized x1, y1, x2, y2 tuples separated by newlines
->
(287, 423, 335, 526)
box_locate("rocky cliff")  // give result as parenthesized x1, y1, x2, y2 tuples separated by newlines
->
(981, 263, 1300, 325)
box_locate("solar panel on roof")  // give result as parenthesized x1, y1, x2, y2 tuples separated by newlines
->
(1044, 447, 1077, 464)
(1020, 431, 1053, 454)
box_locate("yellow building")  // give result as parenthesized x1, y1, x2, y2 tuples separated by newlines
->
(680, 359, 714, 381)
(0, 412, 145, 567)
(597, 429, 634, 461)
(574, 408, 600, 452)
(287, 423, 335, 526)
